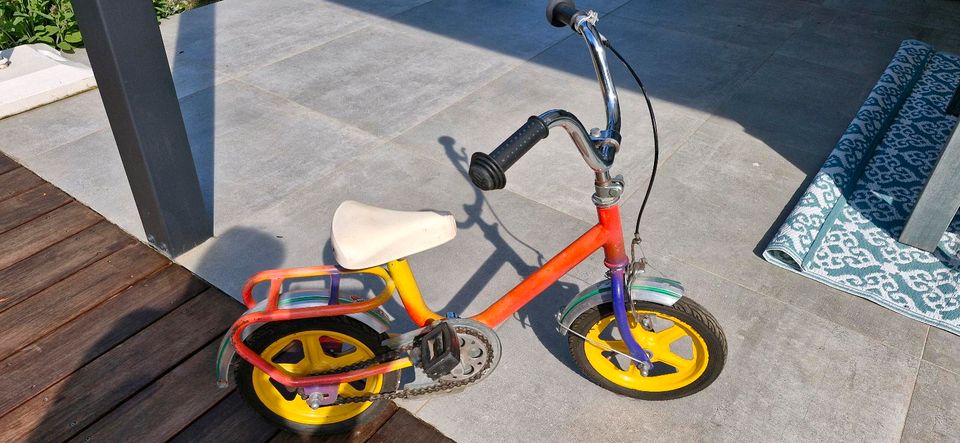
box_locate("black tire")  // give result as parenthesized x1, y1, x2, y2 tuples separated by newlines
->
(567, 297, 726, 400)
(233, 316, 399, 435)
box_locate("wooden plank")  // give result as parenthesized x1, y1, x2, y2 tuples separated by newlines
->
(0, 289, 241, 442)
(0, 167, 44, 202)
(71, 341, 234, 442)
(367, 408, 453, 443)
(268, 402, 399, 443)
(0, 201, 101, 270)
(0, 265, 207, 416)
(900, 123, 960, 251)
(0, 220, 133, 313)
(0, 183, 72, 234)
(170, 390, 278, 443)
(0, 241, 168, 360)
(0, 153, 16, 175)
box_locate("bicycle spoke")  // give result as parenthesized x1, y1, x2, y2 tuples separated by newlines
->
(332, 348, 367, 366)
(301, 336, 326, 369)
(598, 339, 629, 354)
(341, 382, 366, 396)
(654, 349, 693, 371)
(655, 325, 686, 344)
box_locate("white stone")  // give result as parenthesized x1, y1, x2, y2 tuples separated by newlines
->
(0, 43, 97, 119)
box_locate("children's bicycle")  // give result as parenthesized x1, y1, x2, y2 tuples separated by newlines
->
(216, 0, 727, 435)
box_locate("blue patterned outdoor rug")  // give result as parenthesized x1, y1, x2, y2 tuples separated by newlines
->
(763, 40, 960, 335)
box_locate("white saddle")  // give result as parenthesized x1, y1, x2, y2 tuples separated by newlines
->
(331, 201, 457, 269)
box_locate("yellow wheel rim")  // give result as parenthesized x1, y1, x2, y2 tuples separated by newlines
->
(583, 310, 709, 392)
(251, 330, 383, 425)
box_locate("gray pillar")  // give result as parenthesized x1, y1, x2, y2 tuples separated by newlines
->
(72, 0, 211, 256)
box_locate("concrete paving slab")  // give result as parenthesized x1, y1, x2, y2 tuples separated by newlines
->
(901, 362, 960, 442)
(0, 90, 107, 160)
(775, 8, 960, 79)
(617, 118, 929, 356)
(242, 22, 520, 139)
(706, 54, 876, 172)
(822, 0, 960, 33)
(924, 328, 960, 373)
(393, 60, 708, 224)
(416, 253, 919, 442)
(609, 0, 823, 53)
(176, 79, 383, 228)
(384, 0, 626, 60)
(530, 15, 772, 113)
(160, 0, 374, 98)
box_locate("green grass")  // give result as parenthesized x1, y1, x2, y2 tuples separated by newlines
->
(0, 0, 198, 53)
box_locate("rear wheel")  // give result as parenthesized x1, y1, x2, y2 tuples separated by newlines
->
(567, 297, 726, 400)
(233, 316, 399, 435)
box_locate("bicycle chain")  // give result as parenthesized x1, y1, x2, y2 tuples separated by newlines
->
(315, 327, 495, 405)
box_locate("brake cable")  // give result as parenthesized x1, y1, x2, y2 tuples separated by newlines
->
(602, 39, 660, 294)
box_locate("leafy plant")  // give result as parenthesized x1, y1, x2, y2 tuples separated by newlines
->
(0, 0, 188, 53)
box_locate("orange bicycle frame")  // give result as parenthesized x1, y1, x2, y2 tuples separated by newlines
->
(229, 205, 628, 388)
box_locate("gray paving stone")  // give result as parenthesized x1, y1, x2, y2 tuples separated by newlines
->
(385, 0, 630, 60)
(901, 362, 960, 442)
(530, 15, 772, 113)
(822, 0, 960, 33)
(776, 8, 960, 79)
(160, 0, 371, 98)
(388, 0, 571, 60)
(176, 80, 383, 231)
(820, 9, 960, 55)
(0, 91, 108, 160)
(706, 54, 876, 171)
(610, 0, 823, 52)
(241, 22, 521, 138)
(416, 253, 919, 442)
(324, 0, 436, 18)
(617, 117, 929, 356)
(393, 60, 709, 224)
(923, 328, 960, 373)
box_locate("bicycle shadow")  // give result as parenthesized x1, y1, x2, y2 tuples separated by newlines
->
(435, 135, 584, 373)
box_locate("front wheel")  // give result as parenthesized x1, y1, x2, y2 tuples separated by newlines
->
(567, 297, 726, 400)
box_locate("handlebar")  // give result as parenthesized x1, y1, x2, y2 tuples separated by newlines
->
(468, 0, 622, 191)
(546, 0, 580, 28)
(469, 116, 549, 191)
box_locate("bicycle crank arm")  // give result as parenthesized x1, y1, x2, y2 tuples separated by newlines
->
(334, 319, 503, 405)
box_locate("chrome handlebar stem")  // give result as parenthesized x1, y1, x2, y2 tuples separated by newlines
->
(538, 109, 613, 185)
(574, 12, 621, 141)
(537, 12, 621, 187)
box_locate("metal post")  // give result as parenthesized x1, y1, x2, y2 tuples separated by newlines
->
(71, 0, 211, 256)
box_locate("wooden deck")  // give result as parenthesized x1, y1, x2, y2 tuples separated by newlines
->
(0, 153, 452, 442)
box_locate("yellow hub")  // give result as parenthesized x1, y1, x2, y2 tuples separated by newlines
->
(583, 310, 709, 392)
(251, 330, 383, 425)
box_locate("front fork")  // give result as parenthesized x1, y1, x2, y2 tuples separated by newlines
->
(609, 267, 654, 374)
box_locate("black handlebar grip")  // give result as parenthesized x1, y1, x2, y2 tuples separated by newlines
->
(546, 0, 579, 28)
(469, 116, 549, 191)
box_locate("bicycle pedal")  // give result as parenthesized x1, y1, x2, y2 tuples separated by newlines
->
(415, 321, 461, 379)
